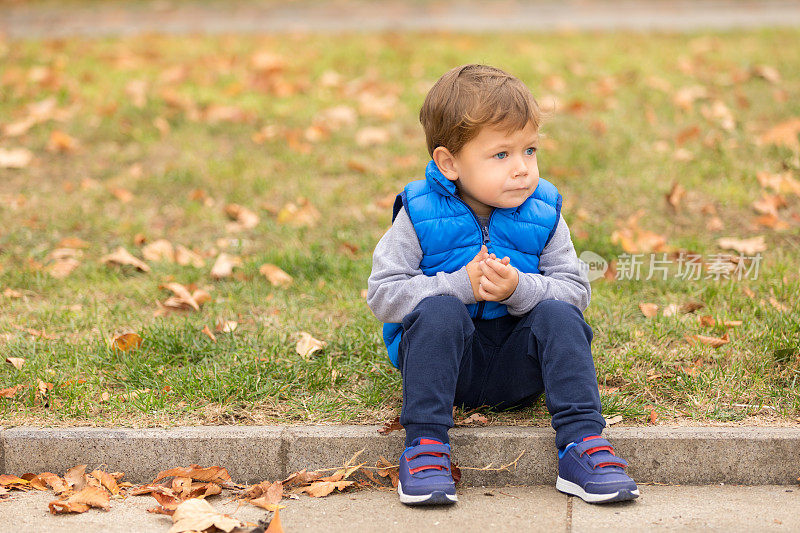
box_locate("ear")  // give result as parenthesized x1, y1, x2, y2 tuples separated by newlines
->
(432, 146, 459, 182)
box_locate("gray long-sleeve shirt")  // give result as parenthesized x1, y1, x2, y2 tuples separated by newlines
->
(366, 206, 591, 324)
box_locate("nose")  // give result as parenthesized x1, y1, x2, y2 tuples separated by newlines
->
(513, 155, 528, 178)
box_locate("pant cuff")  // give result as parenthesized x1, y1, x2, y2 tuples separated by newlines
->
(403, 423, 450, 447)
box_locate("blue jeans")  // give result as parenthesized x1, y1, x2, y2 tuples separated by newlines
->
(397, 295, 605, 450)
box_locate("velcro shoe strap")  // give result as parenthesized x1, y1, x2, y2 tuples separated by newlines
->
(574, 438, 614, 457)
(587, 451, 628, 470)
(407, 455, 450, 472)
(407, 444, 450, 460)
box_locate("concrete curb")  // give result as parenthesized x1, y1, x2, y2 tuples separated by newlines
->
(3, 425, 800, 485)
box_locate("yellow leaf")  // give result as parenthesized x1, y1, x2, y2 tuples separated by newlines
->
(296, 332, 326, 358)
(5, 357, 24, 370)
(259, 264, 293, 287)
(113, 333, 143, 352)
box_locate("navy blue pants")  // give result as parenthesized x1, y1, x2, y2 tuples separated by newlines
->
(397, 295, 606, 450)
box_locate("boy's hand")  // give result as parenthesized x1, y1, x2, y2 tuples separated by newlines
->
(466, 245, 490, 301)
(478, 256, 518, 302)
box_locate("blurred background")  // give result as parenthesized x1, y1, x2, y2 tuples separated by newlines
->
(1, 1, 799, 430)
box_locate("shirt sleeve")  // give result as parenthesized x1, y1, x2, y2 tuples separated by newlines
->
(366, 206, 477, 324)
(499, 214, 592, 315)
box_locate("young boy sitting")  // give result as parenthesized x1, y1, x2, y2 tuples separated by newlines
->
(366, 64, 638, 505)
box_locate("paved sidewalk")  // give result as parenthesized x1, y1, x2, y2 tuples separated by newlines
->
(2, 0, 800, 38)
(5, 484, 800, 532)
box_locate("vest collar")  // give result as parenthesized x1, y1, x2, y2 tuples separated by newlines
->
(425, 159, 459, 197)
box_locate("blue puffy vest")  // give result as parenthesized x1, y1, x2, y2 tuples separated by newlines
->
(382, 159, 562, 368)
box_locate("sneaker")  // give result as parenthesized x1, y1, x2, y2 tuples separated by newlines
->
(397, 437, 458, 505)
(556, 434, 640, 503)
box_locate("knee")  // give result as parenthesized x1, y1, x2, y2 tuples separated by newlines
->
(404, 295, 470, 330)
(529, 299, 592, 340)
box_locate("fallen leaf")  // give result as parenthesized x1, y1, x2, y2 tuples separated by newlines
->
(215, 319, 238, 333)
(377, 415, 403, 435)
(201, 325, 217, 343)
(457, 413, 488, 426)
(355, 126, 390, 147)
(90, 470, 120, 495)
(259, 264, 293, 287)
(638, 302, 659, 318)
(0, 384, 25, 398)
(169, 498, 242, 533)
(65, 464, 88, 492)
(101, 247, 151, 272)
(266, 508, 285, 533)
(111, 187, 134, 203)
(246, 481, 284, 511)
(649, 408, 658, 424)
(211, 253, 241, 279)
(0, 474, 31, 490)
(605, 415, 624, 426)
(224, 204, 260, 230)
(281, 469, 323, 487)
(175, 245, 206, 267)
(153, 465, 231, 485)
(11, 323, 58, 339)
(47, 130, 78, 153)
(301, 480, 354, 498)
(685, 332, 730, 347)
(160, 282, 200, 311)
(276, 198, 320, 227)
(5, 357, 24, 370)
(717, 236, 767, 255)
(665, 182, 686, 211)
(113, 333, 143, 352)
(142, 239, 176, 262)
(759, 118, 800, 150)
(0, 147, 34, 168)
(296, 331, 326, 357)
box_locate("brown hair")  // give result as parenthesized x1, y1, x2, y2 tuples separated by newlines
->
(419, 64, 547, 157)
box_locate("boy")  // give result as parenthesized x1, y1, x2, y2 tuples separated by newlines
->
(366, 64, 638, 505)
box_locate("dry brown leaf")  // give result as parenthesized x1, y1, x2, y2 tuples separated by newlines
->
(215, 319, 238, 333)
(0, 384, 25, 398)
(113, 332, 143, 352)
(377, 415, 403, 435)
(201, 325, 217, 343)
(717, 236, 767, 255)
(752, 64, 781, 84)
(0, 147, 34, 168)
(3, 288, 24, 298)
(153, 465, 231, 485)
(376, 457, 399, 488)
(90, 470, 120, 495)
(296, 331, 326, 357)
(355, 126, 390, 147)
(101, 247, 151, 272)
(65, 464, 88, 491)
(111, 187, 134, 203)
(20, 473, 49, 491)
(768, 296, 789, 312)
(301, 480, 354, 498)
(259, 264, 293, 287)
(756, 170, 800, 195)
(246, 481, 284, 510)
(11, 323, 58, 339)
(759, 118, 800, 150)
(160, 282, 200, 311)
(169, 498, 243, 533)
(224, 203, 260, 230)
(638, 303, 659, 318)
(49, 485, 110, 514)
(5, 357, 24, 370)
(142, 239, 176, 262)
(457, 413, 489, 426)
(0, 474, 31, 490)
(698, 315, 742, 328)
(47, 130, 78, 152)
(281, 469, 323, 487)
(47, 257, 80, 278)
(665, 182, 686, 211)
(610, 211, 668, 253)
(175, 245, 206, 267)
(649, 408, 658, 424)
(605, 415, 624, 426)
(211, 253, 241, 279)
(266, 508, 285, 533)
(685, 332, 730, 347)
(276, 198, 320, 227)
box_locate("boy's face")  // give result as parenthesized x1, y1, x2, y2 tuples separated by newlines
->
(437, 121, 540, 217)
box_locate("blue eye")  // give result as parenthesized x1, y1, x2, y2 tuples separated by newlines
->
(494, 152, 508, 159)
(525, 147, 537, 156)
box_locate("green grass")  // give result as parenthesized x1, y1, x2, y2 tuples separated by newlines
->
(1, 29, 799, 428)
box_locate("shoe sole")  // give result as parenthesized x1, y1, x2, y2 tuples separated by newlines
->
(397, 481, 458, 505)
(556, 476, 640, 503)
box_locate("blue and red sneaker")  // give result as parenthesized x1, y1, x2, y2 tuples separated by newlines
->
(556, 434, 639, 503)
(397, 437, 458, 505)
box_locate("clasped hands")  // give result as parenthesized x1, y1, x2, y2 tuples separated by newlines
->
(466, 245, 519, 302)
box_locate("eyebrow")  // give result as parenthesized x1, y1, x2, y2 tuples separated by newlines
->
(489, 138, 539, 151)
